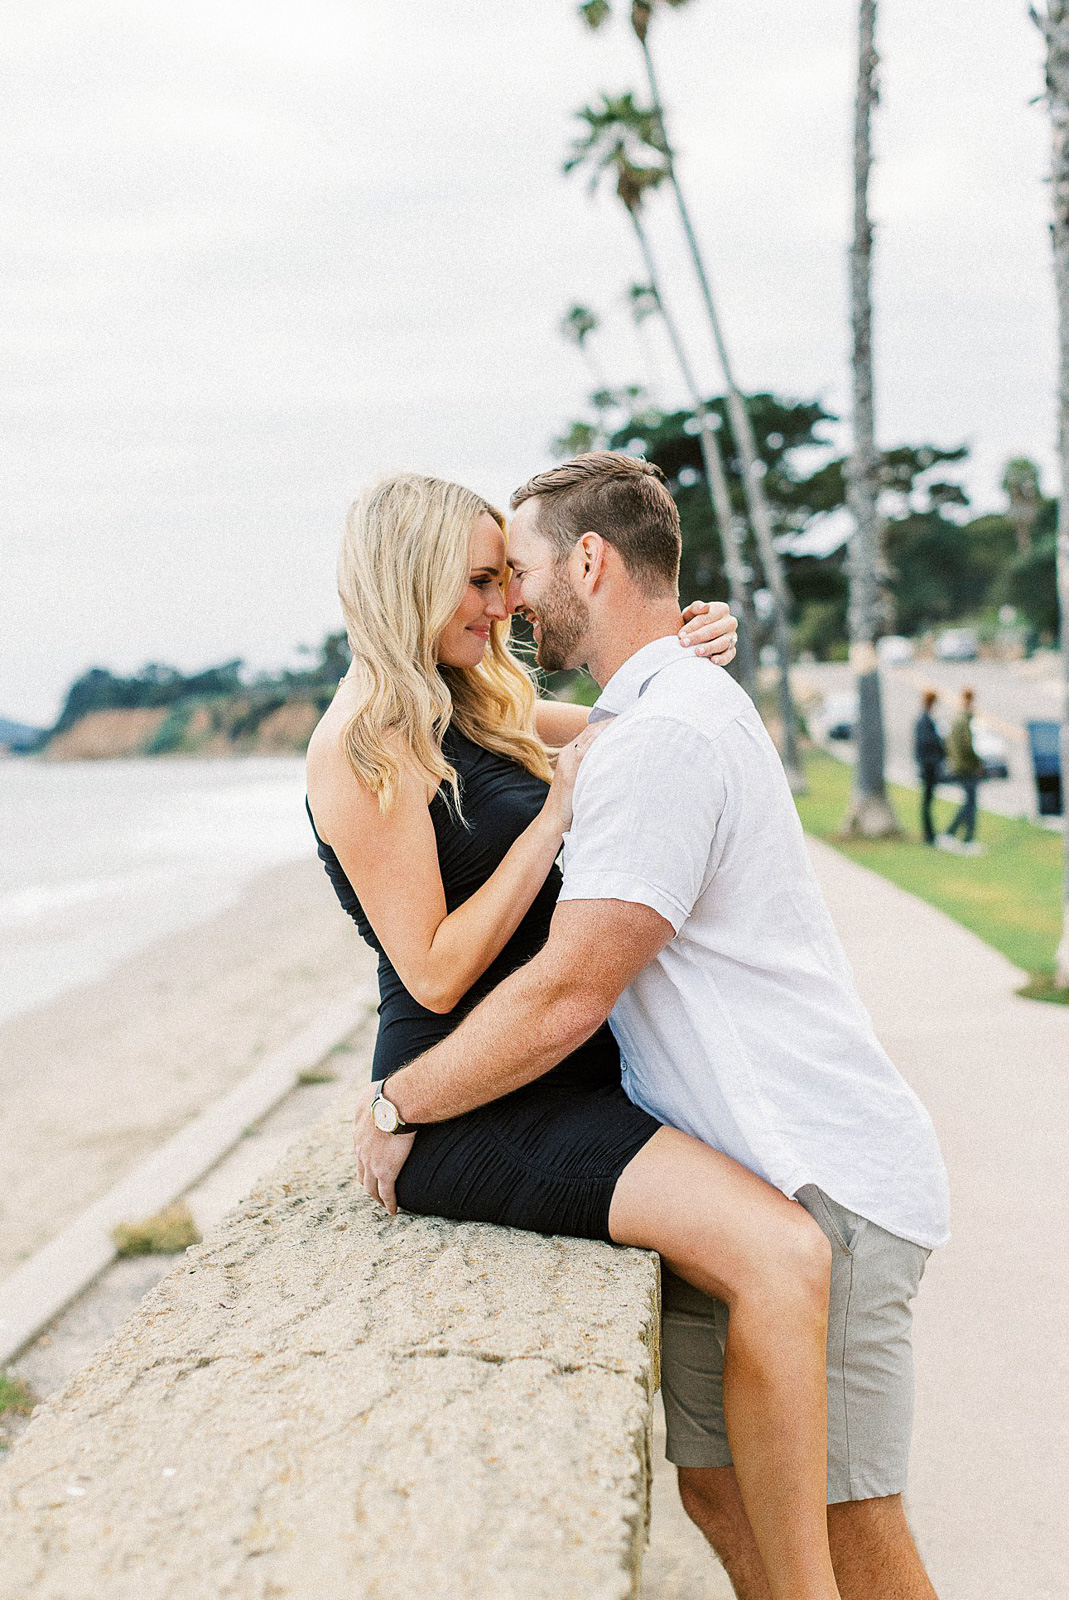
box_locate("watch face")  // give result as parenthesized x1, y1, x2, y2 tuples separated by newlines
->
(372, 1095, 399, 1133)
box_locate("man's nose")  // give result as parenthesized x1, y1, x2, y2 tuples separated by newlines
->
(504, 575, 523, 614)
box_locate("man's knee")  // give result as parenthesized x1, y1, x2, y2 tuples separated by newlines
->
(677, 1465, 749, 1547)
(743, 1206, 831, 1319)
(828, 1492, 907, 1535)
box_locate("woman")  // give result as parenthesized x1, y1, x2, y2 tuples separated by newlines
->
(306, 473, 840, 1600)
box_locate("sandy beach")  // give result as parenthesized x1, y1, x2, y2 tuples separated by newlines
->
(0, 856, 376, 1279)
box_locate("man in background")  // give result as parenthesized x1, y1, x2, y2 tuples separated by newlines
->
(939, 688, 984, 854)
(913, 689, 945, 846)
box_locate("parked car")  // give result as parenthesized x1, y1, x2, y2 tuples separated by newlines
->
(876, 635, 914, 666)
(820, 691, 858, 741)
(935, 627, 979, 662)
(971, 723, 1010, 781)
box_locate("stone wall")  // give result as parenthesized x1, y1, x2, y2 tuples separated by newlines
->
(0, 1099, 660, 1600)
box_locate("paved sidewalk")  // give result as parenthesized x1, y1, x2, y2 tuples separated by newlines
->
(641, 837, 1068, 1599)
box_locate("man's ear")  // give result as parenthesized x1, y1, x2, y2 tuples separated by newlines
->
(572, 531, 608, 591)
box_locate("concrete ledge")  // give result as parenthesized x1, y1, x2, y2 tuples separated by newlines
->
(0, 1099, 660, 1599)
(0, 991, 376, 1366)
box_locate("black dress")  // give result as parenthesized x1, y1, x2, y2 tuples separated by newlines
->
(308, 727, 660, 1241)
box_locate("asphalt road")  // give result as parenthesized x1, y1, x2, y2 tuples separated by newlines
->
(794, 652, 1064, 824)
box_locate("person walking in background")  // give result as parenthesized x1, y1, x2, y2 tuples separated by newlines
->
(913, 690, 945, 846)
(938, 689, 984, 855)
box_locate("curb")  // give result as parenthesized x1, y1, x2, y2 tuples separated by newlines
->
(0, 988, 376, 1367)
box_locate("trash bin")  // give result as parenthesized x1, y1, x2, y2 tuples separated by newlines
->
(1026, 720, 1063, 817)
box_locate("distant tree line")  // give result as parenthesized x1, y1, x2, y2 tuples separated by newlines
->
(52, 633, 351, 736)
(558, 390, 1058, 657)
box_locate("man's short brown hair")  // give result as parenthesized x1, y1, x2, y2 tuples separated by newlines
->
(510, 451, 681, 592)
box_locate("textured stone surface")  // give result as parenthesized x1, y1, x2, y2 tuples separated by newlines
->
(0, 1104, 660, 1600)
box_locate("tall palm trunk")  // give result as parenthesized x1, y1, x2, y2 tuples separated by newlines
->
(629, 212, 758, 697)
(842, 0, 899, 837)
(1037, 2, 1069, 985)
(635, 30, 803, 788)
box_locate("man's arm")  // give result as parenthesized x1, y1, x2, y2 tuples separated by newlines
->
(356, 710, 726, 1212)
(393, 897, 672, 1120)
(353, 897, 672, 1211)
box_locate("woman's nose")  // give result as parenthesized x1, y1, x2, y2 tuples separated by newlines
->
(485, 587, 508, 620)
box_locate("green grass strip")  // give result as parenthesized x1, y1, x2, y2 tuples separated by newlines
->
(0, 1373, 36, 1417)
(795, 752, 1065, 978)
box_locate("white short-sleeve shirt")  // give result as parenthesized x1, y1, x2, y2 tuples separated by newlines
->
(559, 636, 949, 1250)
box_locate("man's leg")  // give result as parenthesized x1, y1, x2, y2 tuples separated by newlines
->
(919, 776, 936, 844)
(959, 778, 977, 843)
(945, 787, 966, 837)
(676, 1471, 937, 1600)
(827, 1497, 937, 1600)
(677, 1465, 771, 1600)
(799, 1190, 936, 1599)
(668, 1190, 936, 1600)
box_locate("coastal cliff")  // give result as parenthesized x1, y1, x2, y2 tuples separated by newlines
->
(32, 636, 350, 761)
(42, 696, 325, 761)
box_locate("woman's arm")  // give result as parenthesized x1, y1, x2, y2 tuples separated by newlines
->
(306, 728, 596, 1015)
(534, 700, 590, 746)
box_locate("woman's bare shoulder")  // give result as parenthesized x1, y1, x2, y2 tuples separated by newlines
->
(306, 691, 354, 788)
(306, 691, 429, 843)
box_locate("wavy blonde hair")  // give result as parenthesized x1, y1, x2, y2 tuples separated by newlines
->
(338, 473, 551, 812)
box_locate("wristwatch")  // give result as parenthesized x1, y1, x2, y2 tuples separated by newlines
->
(370, 1081, 413, 1134)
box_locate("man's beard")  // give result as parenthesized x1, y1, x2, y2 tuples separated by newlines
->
(533, 568, 589, 673)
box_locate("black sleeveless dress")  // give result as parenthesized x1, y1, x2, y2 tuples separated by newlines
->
(308, 727, 661, 1241)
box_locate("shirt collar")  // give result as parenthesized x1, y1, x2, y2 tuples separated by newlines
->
(590, 635, 695, 720)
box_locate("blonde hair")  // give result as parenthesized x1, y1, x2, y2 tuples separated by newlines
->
(338, 473, 551, 811)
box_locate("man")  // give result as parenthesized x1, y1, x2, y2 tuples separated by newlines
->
(355, 453, 949, 1600)
(939, 688, 984, 854)
(913, 689, 946, 846)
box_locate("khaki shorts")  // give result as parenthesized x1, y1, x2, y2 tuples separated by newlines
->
(660, 1185, 930, 1504)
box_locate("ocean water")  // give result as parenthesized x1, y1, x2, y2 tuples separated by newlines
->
(0, 757, 315, 1026)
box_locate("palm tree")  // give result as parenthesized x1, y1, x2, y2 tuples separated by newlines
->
(626, 282, 665, 402)
(565, 97, 758, 697)
(1002, 457, 1042, 556)
(560, 302, 608, 391)
(579, 0, 804, 788)
(841, 0, 900, 837)
(1033, 3, 1069, 986)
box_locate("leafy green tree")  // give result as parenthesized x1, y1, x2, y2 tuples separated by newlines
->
(556, 392, 848, 661)
(561, 388, 1013, 653)
(1005, 532, 1059, 635)
(53, 660, 243, 732)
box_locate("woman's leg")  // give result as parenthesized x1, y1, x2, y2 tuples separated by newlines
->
(609, 1127, 839, 1600)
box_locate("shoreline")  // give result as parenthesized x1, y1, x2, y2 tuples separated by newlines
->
(0, 856, 375, 1280)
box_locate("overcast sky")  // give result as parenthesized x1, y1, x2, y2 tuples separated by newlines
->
(0, 0, 1054, 725)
